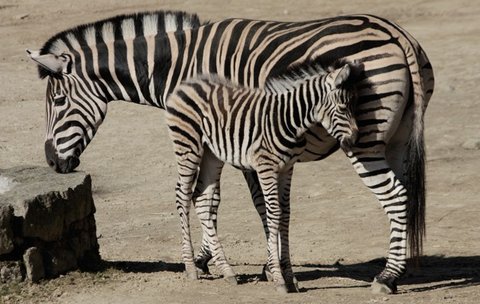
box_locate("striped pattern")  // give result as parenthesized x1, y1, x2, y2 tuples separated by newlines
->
(31, 11, 434, 292)
(166, 63, 358, 292)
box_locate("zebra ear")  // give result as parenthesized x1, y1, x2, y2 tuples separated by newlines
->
(26, 49, 70, 74)
(332, 64, 351, 88)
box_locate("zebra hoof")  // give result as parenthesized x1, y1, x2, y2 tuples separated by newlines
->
(275, 283, 289, 294)
(185, 264, 199, 280)
(194, 258, 211, 275)
(286, 276, 300, 293)
(286, 282, 300, 293)
(185, 270, 199, 280)
(224, 275, 238, 285)
(261, 264, 273, 282)
(371, 277, 397, 294)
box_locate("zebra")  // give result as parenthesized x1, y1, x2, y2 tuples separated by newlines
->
(26, 10, 434, 293)
(166, 62, 359, 292)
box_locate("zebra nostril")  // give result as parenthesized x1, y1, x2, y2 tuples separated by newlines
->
(45, 139, 59, 170)
(69, 157, 80, 171)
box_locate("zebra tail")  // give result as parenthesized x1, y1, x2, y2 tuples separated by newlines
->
(403, 39, 428, 262)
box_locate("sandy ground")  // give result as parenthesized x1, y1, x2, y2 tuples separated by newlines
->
(1, 0, 480, 303)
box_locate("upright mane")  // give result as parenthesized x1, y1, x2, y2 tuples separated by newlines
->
(265, 58, 328, 94)
(38, 10, 205, 78)
(265, 58, 361, 94)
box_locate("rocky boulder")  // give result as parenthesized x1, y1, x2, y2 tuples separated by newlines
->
(0, 166, 100, 283)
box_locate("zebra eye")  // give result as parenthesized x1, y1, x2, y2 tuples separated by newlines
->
(53, 95, 67, 106)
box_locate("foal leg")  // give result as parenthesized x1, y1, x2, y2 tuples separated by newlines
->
(196, 170, 272, 279)
(192, 149, 237, 283)
(257, 167, 287, 293)
(242, 171, 274, 280)
(174, 153, 202, 280)
(278, 166, 299, 292)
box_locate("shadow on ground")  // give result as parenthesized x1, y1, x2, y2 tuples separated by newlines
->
(96, 255, 480, 292)
(293, 255, 480, 292)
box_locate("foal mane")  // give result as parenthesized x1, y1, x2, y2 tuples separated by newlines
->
(265, 58, 328, 94)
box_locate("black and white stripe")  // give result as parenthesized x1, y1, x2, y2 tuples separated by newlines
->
(166, 63, 358, 292)
(28, 11, 434, 293)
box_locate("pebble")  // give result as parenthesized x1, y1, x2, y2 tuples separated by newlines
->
(14, 13, 29, 20)
(462, 139, 480, 150)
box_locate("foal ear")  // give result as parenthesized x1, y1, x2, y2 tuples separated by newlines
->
(332, 64, 351, 88)
(26, 49, 70, 74)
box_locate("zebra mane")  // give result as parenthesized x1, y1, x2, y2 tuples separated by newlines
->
(187, 58, 332, 95)
(38, 10, 205, 79)
(265, 59, 328, 94)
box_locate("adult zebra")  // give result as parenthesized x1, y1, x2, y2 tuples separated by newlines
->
(27, 10, 434, 293)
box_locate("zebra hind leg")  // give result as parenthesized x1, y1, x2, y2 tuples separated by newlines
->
(174, 154, 202, 280)
(347, 152, 409, 294)
(194, 238, 212, 275)
(193, 149, 237, 284)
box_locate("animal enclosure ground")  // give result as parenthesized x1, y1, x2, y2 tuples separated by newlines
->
(0, 0, 479, 303)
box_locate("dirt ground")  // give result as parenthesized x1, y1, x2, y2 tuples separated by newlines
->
(1, 0, 480, 303)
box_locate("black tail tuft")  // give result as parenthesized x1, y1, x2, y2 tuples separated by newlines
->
(405, 128, 426, 262)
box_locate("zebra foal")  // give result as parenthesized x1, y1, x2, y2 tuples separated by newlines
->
(165, 62, 359, 293)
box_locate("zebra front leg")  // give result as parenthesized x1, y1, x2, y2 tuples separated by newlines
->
(257, 168, 287, 293)
(278, 167, 299, 292)
(193, 149, 237, 283)
(242, 171, 274, 281)
(347, 152, 409, 293)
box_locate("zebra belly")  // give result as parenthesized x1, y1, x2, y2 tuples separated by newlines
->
(202, 139, 256, 171)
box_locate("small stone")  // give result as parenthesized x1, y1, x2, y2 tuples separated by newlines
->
(14, 13, 29, 20)
(0, 261, 24, 283)
(23, 247, 45, 283)
(462, 139, 480, 150)
(0, 204, 15, 255)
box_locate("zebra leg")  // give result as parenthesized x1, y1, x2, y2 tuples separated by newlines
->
(257, 168, 287, 293)
(243, 171, 269, 234)
(278, 166, 299, 292)
(242, 171, 274, 281)
(194, 235, 213, 275)
(193, 170, 264, 276)
(174, 154, 201, 280)
(346, 150, 408, 294)
(192, 149, 237, 284)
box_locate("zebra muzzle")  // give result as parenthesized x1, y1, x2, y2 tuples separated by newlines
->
(45, 139, 81, 173)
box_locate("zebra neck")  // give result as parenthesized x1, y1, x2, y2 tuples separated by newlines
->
(279, 84, 322, 139)
(93, 30, 195, 109)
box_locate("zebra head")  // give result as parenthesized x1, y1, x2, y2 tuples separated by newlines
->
(27, 49, 108, 173)
(322, 64, 359, 150)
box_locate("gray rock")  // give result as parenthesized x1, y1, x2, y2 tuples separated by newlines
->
(23, 247, 45, 282)
(47, 248, 78, 277)
(0, 166, 94, 241)
(0, 166, 100, 281)
(0, 204, 14, 255)
(0, 261, 24, 283)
